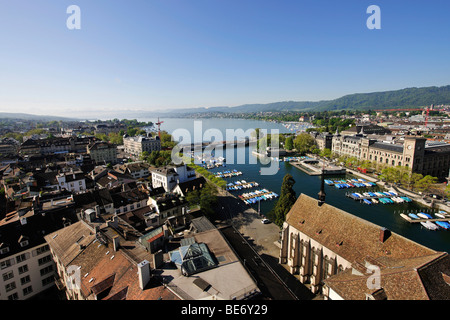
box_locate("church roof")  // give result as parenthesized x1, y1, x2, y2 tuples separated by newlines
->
(284, 193, 449, 300)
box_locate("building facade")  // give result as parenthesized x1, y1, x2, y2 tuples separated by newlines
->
(123, 134, 161, 158)
(331, 134, 450, 181)
(87, 141, 118, 165)
(151, 164, 196, 192)
(0, 195, 79, 300)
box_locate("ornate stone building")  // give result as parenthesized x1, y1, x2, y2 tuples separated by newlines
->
(123, 134, 161, 158)
(330, 132, 450, 181)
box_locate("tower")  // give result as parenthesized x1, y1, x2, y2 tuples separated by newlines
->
(318, 169, 326, 206)
(402, 136, 426, 173)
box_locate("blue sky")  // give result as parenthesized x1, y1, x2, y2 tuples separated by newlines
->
(1, 0, 450, 118)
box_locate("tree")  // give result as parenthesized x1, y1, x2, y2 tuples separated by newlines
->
(320, 148, 332, 158)
(414, 175, 438, 193)
(293, 133, 317, 155)
(186, 189, 200, 207)
(267, 174, 296, 228)
(199, 183, 218, 219)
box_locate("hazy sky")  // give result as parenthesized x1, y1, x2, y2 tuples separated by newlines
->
(1, 0, 450, 118)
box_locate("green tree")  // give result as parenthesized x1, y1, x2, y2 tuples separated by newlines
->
(320, 148, 332, 158)
(267, 174, 296, 228)
(293, 133, 317, 155)
(199, 183, 218, 219)
(414, 175, 438, 193)
(186, 189, 200, 207)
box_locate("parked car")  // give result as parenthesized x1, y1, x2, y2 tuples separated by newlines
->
(261, 218, 270, 224)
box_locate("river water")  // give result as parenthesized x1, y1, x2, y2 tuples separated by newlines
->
(141, 117, 450, 253)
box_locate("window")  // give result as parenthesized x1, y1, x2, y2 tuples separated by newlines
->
(35, 245, 50, 256)
(23, 286, 33, 296)
(3, 271, 14, 281)
(38, 255, 52, 266)
(19, 240, 29, 248)
(16, 253, 28, 264)
(0, 247, 10, 255)
(42, 275, 54, 286)
(7, 293, 18, 300)
(1, 259, 12, 270)
(5, 282, 16, 292)
(20, 275, 31, 285)
(18, 265, 28, 274)
(40, 265, 53, 276)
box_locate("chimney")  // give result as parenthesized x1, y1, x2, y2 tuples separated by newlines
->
(137, 260, 151, 290)
(379, 228, 391, 243)
(85, 209, 96, 223)
(107, 216, 118, 229)
(112, 236, 120, 252)
(152, 250, 164, 269)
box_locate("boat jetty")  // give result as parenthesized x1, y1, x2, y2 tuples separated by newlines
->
(226, 180, 259, 191)
(345, 188, 413, 205)
(214, 169, 243, 178)
(399, 210, 450, 230)
(326, 178, 377, 189)
(238, 189, 279, 205)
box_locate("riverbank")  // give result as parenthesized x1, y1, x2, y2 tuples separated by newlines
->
(345, 166, 450, 212)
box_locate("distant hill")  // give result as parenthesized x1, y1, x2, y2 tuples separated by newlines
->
(160, 85, 450, 116)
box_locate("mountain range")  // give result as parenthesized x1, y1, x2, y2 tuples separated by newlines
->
(157, 85, 450, 116)
(1, 85, 449, 121)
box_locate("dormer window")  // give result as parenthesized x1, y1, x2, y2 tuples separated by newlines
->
(18, 236, 29, 248)
(0, 244, 10, 255)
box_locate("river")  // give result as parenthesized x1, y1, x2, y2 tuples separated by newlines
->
(141, 117, 450, 253)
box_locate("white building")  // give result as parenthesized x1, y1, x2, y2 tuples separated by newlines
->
(56, 171, 86, 193)
(151, 164, 196, 192)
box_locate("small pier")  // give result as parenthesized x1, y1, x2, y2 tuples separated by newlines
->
(214, 170, 243, 178)
(226, 181, 259, 191)
(291, 159, 346, 176)
(238, 189, 279, 205)
(400, 215, 450, 224)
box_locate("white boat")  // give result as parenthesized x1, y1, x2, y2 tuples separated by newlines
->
(420, 221, 439, 230)
(372, 198, 379, 204)
(400, 213, 410, 221)
(417, 213, 430, 219)
(435, 212, 447, 219)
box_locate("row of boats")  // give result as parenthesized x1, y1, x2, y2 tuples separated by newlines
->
(238, 189, 279, 205)
(226, 180, 259, 191)
(214, 170, 243, 178)
(272, 156, 314, 162)
(327, 179, 377, 189)
(400, 211, 450, 230)
(350, 191, 413, 205)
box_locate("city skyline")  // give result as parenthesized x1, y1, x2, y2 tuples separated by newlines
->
(1, 0, 450, 118)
